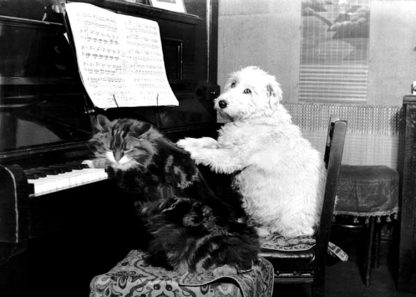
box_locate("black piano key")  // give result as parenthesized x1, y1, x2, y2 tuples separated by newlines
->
(24, 169, 47, 179)
(25, 173, 37, 179)
(23, 160, 90, 180)
(48, 165, 72, 173)
(25, 165, 68, 179)
(30, 167, 59, 175)
(43, 169, 61, 175)
(27, 182, 34, 193)
(64, 162, 88, 170)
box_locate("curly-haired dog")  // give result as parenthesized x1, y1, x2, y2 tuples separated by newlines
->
(177, 66, 326, 238)
(85, 115, 259, 274)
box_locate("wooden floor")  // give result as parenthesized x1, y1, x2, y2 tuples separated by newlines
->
(273, 260, 416, 297)
(273, 224, 416, 297)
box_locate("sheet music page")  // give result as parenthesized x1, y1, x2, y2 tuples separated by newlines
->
(65, 2, 179, 108)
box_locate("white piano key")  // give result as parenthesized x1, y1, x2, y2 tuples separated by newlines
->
(28, 168, 109, 197)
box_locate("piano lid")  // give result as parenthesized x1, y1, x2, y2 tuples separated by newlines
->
(0, 15, 93, 158)
(0, 7, 218, 162)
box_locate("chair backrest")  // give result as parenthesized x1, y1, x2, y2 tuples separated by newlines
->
(315, 119, 347, 272)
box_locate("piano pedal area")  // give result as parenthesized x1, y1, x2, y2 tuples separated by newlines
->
(0, 162, 148, 297)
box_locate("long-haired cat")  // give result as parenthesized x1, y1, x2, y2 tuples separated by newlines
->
(86, 114, 259, 273)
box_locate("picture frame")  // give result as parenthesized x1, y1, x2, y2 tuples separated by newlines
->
(149, 0, 186, 13)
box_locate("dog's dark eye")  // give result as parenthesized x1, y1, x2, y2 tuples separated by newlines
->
(230, 81, 236, 88)
(243, 88, 252, 94)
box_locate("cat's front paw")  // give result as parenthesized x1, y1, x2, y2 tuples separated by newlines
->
(82, 158, 107, 169)
(82, 160, 94, 168)
(212, 265, 237, 277)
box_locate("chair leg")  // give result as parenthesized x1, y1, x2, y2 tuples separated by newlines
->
(365, 217, 376, 287)
(374, 223, 381, 269)
(312, 266, 325, 297)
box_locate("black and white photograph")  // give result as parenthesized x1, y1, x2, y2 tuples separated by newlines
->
(0, 1, 415, 297)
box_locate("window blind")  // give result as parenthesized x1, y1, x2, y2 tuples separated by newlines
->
(300, 0, 370, 103)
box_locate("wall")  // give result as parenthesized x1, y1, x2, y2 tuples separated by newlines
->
(368, 1, 416, 105)
(218, 0, 416, 106)
(217, 0, 300, 103)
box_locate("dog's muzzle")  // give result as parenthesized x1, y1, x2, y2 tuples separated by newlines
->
(218, 99, 228, 109)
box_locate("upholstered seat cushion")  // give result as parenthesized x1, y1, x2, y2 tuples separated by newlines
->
(259, 234, 348, 277)
(335, 165, 399, 218)
(259, 234, 348, 262)
(90, 250, 274, 297)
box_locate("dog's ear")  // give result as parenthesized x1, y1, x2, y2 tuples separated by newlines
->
(266, 79, 283, 108)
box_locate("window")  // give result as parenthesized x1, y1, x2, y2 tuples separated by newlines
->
(300, 0, 370, 103)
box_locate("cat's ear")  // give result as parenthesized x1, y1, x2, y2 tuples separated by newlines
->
(131, 122, 163, 140)
(131, 121, 152, 136)
(93, 114, 112, 133)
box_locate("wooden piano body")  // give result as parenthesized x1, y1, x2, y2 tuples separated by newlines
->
(0, 1, 219, 296)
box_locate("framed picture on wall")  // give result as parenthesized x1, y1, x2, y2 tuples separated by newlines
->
(149, 0, 186, 13)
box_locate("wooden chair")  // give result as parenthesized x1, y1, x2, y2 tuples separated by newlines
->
(259, 119, 347, 297)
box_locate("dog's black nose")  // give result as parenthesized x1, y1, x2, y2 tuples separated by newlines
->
(218, 100, 228, 109)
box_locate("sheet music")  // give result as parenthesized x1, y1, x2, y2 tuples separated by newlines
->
(65, 2, 179, 108)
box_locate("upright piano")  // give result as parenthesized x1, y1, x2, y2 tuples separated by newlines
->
(0, 1, 219, 296)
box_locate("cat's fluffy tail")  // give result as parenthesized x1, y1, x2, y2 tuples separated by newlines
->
(141, 196, 260, 273)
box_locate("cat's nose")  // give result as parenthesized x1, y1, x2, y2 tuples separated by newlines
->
(114, 151, 123, 162)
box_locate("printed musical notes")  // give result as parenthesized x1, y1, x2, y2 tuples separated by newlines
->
(65, 2, 179, 108)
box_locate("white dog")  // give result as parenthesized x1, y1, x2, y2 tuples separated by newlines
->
(177, 66, 326, 238)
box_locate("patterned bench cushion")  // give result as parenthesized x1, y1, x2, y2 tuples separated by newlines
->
(90, 249, 274, 297)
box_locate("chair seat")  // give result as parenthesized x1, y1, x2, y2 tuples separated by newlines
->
(261, 234, 316, 252)
(259, 234, 348, 274)
(90, 249, 275, 297)
(334, 165, 399, 218)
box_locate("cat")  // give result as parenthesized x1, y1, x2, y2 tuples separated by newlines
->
(85, 114, 260, 274)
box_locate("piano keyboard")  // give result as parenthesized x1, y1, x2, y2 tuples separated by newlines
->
(25, 162, 109, 197)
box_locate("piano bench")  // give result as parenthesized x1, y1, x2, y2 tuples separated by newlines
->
(89, 250, 274, 297)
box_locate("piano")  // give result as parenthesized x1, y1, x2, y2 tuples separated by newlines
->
(0, 1, 219, 296)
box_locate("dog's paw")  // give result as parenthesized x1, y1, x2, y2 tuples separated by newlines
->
(197, 137, 219, 148)
(177, 137, 218, 150)
(177, 138, 197, 150)
(176, 139, 192, 153)
(186, 147, 210, 165)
